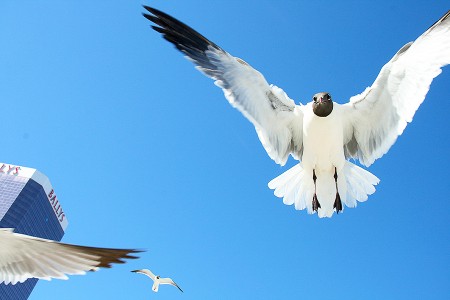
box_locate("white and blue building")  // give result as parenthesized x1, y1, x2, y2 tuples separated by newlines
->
(0, 163, 68, 300)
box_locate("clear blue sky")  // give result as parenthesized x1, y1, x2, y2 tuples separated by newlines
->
(0, 1, 449, 299)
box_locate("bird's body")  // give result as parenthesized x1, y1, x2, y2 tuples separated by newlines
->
(303, 102, 345, 173)
(268, 101, 378, 217)
(301, 103, 346, 215)
(0, 228, 140, 285)
(131, 269, 183, 293)
(143, 7, 450, 217)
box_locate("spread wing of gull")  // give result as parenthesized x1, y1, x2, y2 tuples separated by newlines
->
(131, 268, 156, 280)
(0, 228, 141, 285)
(143, 6, 303, 166)
(342, 10, 450, 167)
(159, 277, 183, 292)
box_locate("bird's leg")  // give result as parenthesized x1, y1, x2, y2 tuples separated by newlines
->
(333, 167, 343, 213)
(312, 169, 321, 212)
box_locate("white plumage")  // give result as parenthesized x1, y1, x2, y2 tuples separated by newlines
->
(131, 268, 183, 293)
(144, 7, 450, 217)
(0, 228, 139, 285)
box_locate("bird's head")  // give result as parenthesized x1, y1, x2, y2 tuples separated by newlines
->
(312, 92, 333, 117)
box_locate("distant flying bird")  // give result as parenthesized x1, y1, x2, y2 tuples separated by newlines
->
(0, 228, 141, 285)
(143, 6, 450, 217)
(131, 269, 183, 293)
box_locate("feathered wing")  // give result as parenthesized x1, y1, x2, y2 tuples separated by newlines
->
(0, 228, 140, 285)
(342, 10, 450, 167)
(131, 268, 156, 280)
(160, 277, 183, 292)
(143, 6, 303, 166)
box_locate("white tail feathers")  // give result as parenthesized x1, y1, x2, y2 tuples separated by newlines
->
(268, 162, 380, 218)
(343, 162, 380, 206)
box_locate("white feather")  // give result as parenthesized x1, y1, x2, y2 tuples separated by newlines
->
(0, 228, 138, 285)
(342, 12, 450, 167)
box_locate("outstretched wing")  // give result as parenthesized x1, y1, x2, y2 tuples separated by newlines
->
(0, 228, 140, 285)
(143, 6, 303, 166)
(131, 268, 156, 280)
(160, 277, 184, 292)
(342, 10, 450, 167)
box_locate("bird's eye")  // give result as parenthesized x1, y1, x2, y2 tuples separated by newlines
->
(327, 94, 331, 100)
(313, 97, 317, 102)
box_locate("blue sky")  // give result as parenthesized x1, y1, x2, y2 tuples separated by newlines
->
(1, 1, 449, 299)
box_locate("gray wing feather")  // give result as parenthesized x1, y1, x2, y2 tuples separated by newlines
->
(342, 10, 450, 166)
(143, 6, 303, 165)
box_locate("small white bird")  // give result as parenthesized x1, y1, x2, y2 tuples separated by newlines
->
(0, 228, 140, 285)
(143, 7, 450, 217)
(131, 269, 183, 293)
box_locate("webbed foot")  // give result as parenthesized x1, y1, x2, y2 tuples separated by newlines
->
(334, 193, 342, 213)
(312, 194, 321, 212)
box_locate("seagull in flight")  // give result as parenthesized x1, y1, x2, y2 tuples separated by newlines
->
(131, 268, 183, 293)
(143, 6, 450, 217)
(0, 228, 141, 285)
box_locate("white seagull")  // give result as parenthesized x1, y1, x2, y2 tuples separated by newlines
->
(143, 7, 450, 217)
(0, 228, 141, 285)
(131, 269, 183, 293)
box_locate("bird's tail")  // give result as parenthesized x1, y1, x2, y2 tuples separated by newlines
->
(268, 161, 380, 217)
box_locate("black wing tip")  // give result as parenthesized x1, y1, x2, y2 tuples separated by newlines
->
(142, 12, 162, 25)
(141, 5, 220, 51)
(142, 12, 152, 21)
(142, 5, 156, 14)
(129, 248, 146, 254)
(425, 10, 450, 33)
(142, 5, 170, 20)
(151, 25, 165, 34)
(142, 5, 178, 25)
(173, 282, 184, 292)
(119, 248, 146, 261)
(100, 249, 144, 268)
